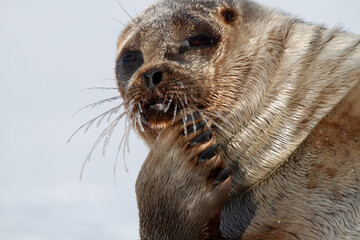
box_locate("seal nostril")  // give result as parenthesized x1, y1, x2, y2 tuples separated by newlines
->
(142, 74, 150, 88)
(142, 69, 163, 89)
(152, 71, 163, 86)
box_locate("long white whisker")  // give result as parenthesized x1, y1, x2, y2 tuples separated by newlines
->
(68, 104, 124, 144)
(76, 87, 119, 95)
(136, 111, 145, 132)
(183, 92, 188, 105)
(164, 93, 174, 113)
(188, 107, 197, 132)
(138, 103, 143, 113)
(102, 112, 125, 156)
(115, 113, 131, 175)
(188, 100, 211, 128)
(106, 105, 121, 123)
(113, 100, 134, 177)
(171, 104, 178, 124)
(178, 100, 187, 135)
(79, 111, 128, 180)
(72, 96, 122, 118)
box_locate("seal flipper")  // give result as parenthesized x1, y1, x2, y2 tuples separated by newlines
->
(136, 112, 232, 240)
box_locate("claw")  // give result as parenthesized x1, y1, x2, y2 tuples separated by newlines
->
(197, 144, 219, 164)
(186, 112, 201, 123)
(186, 121, 206, 134)
(189, 129, 213, 147)
(214, 166, 231, 185)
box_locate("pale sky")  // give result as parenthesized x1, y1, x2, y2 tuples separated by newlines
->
(0, 0, 359, 239)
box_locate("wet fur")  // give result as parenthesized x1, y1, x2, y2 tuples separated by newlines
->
(116, 0, 360, 239)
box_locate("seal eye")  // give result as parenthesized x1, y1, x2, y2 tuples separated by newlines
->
(179, 34, 218, 54)
(122, 54, 138, 64)
(118, 50, 144, 67)
(116, 50, 144, 83)
(187, 34, 217, 47)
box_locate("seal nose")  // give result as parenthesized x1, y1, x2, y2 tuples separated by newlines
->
(142, 69, 163, 89)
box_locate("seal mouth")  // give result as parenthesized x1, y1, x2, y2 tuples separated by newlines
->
(140, 100, 175, 130)
(149, 103, 168, 112)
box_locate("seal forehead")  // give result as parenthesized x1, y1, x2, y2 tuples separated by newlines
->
(117, 1, 226, 60)
(143, 2, 222, 29)
(119, 0, 229, 39)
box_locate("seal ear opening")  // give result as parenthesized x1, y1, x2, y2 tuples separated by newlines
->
(219, 8, 238, 24)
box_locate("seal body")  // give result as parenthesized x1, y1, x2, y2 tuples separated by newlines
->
(221, 82, 360, 239)
(115, 0, 360, 239)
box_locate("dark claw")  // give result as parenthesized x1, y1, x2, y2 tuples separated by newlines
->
(187, 121, 206, 134)
(189, 129, 213, 147)
(214, 166, 231, 185)
(197, 144, 219, 164)
(186, 112, 201, 123)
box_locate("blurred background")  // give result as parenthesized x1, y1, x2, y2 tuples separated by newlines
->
(1, 0, 359, 239)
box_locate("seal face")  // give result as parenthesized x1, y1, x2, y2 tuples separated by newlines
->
(115, 0, 238, 145)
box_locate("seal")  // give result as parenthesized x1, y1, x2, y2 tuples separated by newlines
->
(115, 0, 360, 238)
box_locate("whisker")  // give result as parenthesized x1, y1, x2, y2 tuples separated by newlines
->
(136, 110, 145, 132)
(114, 100, 134, 173)
(108, 15, 126, 27)
(116, 0, 134, 21)
(178, 100, 188, 135)
(125, 100, 135, 154)
(188, 106, 197, 132)
(164, 93, 174, 113)
(79, 110, 128, 180)
(130, 2, 138, 15)
(189, 98, 232, 136)
(102, 101, 131, 156)
(114, 110, 132, 176)
(96, 114, 108, 128)
(68, 104, 124, 144)
(179, 99, 188, 121)
(72, 96, 122, 118)
(102, 113, 123, 156)
(183, 92, 188, 105)
(183, 92, 198, 132)
(76, 87, 118, 95)
(106, 104, 122, 123)
(171, 104, 178, 124)
(189, 96, 234, 134)
(187, 97, 211, 128)
(138, 102, 143, 113)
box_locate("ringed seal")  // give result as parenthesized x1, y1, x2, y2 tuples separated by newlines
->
(115, 0, 360, 239)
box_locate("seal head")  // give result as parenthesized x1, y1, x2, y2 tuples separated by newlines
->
(115, 0, 242, 145)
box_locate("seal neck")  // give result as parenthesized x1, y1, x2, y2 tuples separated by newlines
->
(215, 21, 360, 193)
